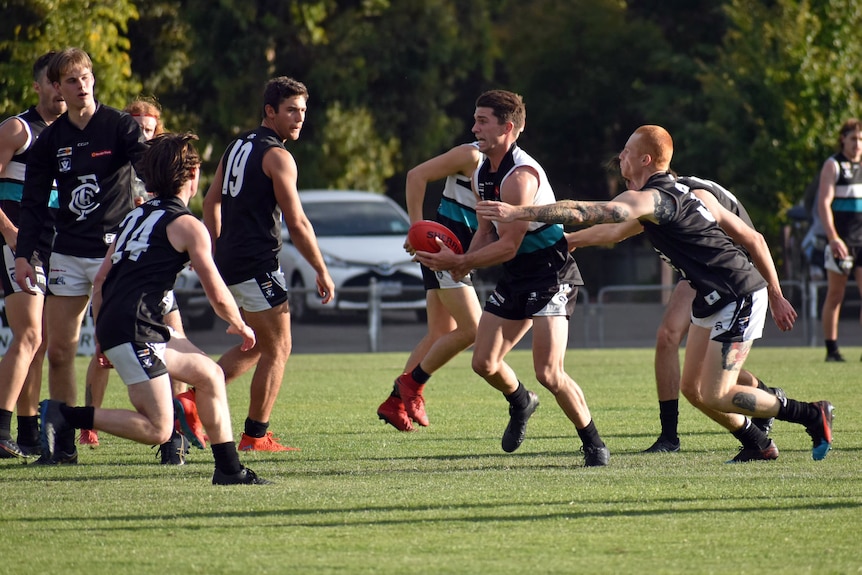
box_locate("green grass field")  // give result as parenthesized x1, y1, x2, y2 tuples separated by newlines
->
(1, 347, 859, 574)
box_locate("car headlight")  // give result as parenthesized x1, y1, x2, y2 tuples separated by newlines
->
(321, 252, 351, 268)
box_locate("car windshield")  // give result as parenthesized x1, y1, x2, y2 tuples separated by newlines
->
(302, 200, 411, 237)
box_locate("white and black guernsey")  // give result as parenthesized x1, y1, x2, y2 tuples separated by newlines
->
(639, 172, 766, 317)
(435, 142, 480, 252)
(474, 143, 582, 290)
(826, 152, 862, 246)
(18, 102, 145, 260)
(96, 196, 191, 348)
(0, 106, 58, 257)
(213, 126, 284, 285)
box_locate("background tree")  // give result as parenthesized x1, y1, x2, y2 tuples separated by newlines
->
(494, 0, 644, 200)
(301, 0, 496, 199)
(6, 0, 862, 289)
(695, 0, 862, 240)
(0, 0, 141, 114)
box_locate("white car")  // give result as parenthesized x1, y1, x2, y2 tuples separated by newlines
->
(173, 265, 216, 331)
(279, 190, 426, 322)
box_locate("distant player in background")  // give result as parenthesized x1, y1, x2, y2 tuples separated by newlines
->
(0, 51, 65, 460)
(816, 118, 862, 362)
(376, 142, 484, 431)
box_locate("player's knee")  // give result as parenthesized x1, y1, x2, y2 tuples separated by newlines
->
(153, 425, 174, 446)
(471, 356, 495, 379)
(655, 324, 684, 352)
(10, 329, 42, 356)
(680, 383, 704, 408)
(533, 368, 562, 393)
(451, 326, 477, 350)
(46, 343, 77, 366)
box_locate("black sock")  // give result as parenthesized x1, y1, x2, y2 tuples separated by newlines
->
(244, 417, 269, 438)
(211, 441, 243, 475)
(756, 378, 769, 392)
(776, 398, 820, 427)
(16, 415, 39, 446)
(731, 419, 771, 450)
(576, 420, 604, 449)
(825, 340, 839, 354)
(411, 364, 431, 385)
(658, 400, 679, 441)
(59, 405, 95, 430)
(0, 409, 12, 440)
(504, 382, 529, 409)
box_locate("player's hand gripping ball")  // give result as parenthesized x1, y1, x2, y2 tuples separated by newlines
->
(407, 221, 463, 254)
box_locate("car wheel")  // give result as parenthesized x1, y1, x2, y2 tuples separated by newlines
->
(288, 274, 314, 323)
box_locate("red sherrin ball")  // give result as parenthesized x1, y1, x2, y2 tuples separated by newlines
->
(407, 220, 463, 254)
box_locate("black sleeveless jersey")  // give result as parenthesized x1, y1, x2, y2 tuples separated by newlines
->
(676, 175, 754, 228)
(213, 126, 285, 285)
(18, 103, 146, 259)
(639, 172, 766, 317)
(0, 107, 57, 256)
(96, 196, 191, 348)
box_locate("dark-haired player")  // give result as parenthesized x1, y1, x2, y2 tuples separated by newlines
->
(415, 90, 609, 466)
(40, 132, 269, 484)
(203, 76, 334, 451)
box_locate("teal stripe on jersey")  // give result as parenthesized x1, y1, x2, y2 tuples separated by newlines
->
(832, 197, 862, 212)
(0, 181, 59, 206)
(438, 196, 478, 231)
(517, 223, 564, 254)
(0, 180, 23, 201)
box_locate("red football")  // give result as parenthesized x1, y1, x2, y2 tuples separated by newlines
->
(407, 220, 463, 254)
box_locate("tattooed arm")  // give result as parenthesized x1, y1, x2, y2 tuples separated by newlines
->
(476, 188, 662, 227)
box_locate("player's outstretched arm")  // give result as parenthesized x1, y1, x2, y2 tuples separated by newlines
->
(566, 221, 644, 251)
(695, 190, 797, 332)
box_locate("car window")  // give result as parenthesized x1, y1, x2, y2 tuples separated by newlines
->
(302, 201, 410, 237)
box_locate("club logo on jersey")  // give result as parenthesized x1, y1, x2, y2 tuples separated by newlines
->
(69, 174, 101, 221)
(58, 157, 72, 173)
(839, 161, 856, 180)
